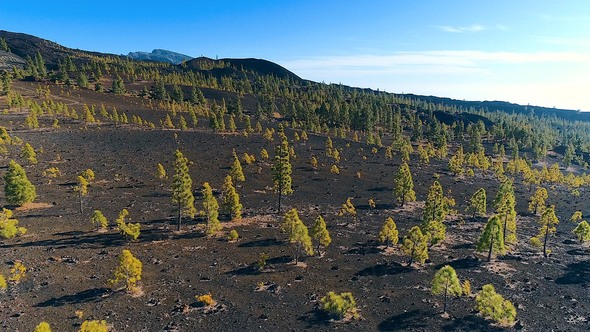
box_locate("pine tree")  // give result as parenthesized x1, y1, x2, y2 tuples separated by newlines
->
(311, 215, 331, 256)
(74, 175, 88, 213)
(4, 160, 36, 206)
(171, 150, 196, 231)
(202, 182, 220, 235)
(475, 284, 517, 326)
(272, 124, 293, 214)
(477, 215, 505, 262)
(378, 217, 399, 247)
(109, 249, 142, 292)
(281, 208, 313, 263)
(178, 115, 187, 131)
(115, 209, 140, 241)
(393, 162, 416, 207)
(431, 265, 462, 314)
(402, 226, 428, 266)
(467, 188, 487, 218)
(573, 220, 590, 242)
(221, 175, 242, 220)
(20, 143, 37, 165)
(111, 76, 126, 95)
(528, 186, 548, 215)
(530, 205, 559, 258)
(320, 291, 360, 320)
(493, 179, 517, 244)
(91, 210, 108, 231)
(422, 181, 447, 246)
(0, 208, 27, 239)
(230, 149, 245, 182)
(448, 145, 465, 176)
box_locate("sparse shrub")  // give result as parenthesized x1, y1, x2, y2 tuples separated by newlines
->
(0, 274, 7, 291)
(196, 293, 216, 306)
(42, 167, 61, 184)
(78, 320, 109, 332)
(330, 164, 340, 175)
(9, 261, 26, 283)
(228, 229, 239, 242)
(257, 252, 269, 270)
(368, 198, 376, 209)
(34, 322, 52, 332)
(320, 291, 360, 320)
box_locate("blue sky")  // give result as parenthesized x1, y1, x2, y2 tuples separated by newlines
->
(2, 1, 589, 110)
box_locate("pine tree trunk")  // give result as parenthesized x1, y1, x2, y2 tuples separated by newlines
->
(503, 211, 508, 243)
(408, 247, 414, 266)
(543, 226, 549, 258)
(177, 201, 182, 232)
(443, 281, 448, 313)
(488, 224, 494, 262)
(79, 194, 83, 214)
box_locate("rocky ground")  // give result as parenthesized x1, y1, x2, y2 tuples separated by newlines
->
(0, 81, 588, 331)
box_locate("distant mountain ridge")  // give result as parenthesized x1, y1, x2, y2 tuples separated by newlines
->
(126, 49, 192, 65)
(0, 29, 586, 122)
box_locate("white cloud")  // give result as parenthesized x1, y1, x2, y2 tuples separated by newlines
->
(279, 50, 590, 111)
(437, 24, 484, 33)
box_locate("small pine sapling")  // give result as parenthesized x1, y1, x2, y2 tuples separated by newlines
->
(338, 198, 357, 222)
(221, 175, 242, 220)
(156, 163, 167, 179)
(320, 291, 360, 321)
(0, 208, 27, 239)
(227, 229, 239, 242)
(475, 284, 517, 326)
(91, 210, 108, 231)
(9, 261, 27, 283)
(4, 160, 36, 206)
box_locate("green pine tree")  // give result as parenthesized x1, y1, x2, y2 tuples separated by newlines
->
(477, 215, 505, 261)
(422, 181, 446, 246)
(4, 160, 36, 206)
(311, 215, 331, 256)
(281, 208, 313, 263)
(378, 217, 399, 247)
(171, 150, 196, 231)
(221, 175, 242, 220)
(202, 182, 220, 235)
(393, 162, 416, 207)
(402, 226, 428, 266)
(272, 124, 293, 214)
(431, 265, 462, 314)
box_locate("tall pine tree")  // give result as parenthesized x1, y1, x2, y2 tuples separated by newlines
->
(171, 150, 196, 231)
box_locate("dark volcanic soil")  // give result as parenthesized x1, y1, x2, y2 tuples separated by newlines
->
(0, 81, 589, 331)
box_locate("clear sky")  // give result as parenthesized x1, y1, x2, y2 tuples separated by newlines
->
(2, 1, 589, 110)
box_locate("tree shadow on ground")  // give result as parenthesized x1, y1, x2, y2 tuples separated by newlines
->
(378, 309, 431, 331)
(368, 186, 392, 192)
(356, 261, 412, 277)
(345, 242, 381, 255)
(34, 287, 112, 307)
(225, 255, 291, 276)
(297, 308, 332, 328)
(566, 248, 589, 256)
(238, 238, 284, 248)
(442, 315, 505, 331)
(555, 260, 590, 285)
(435, 256, 480, 270)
